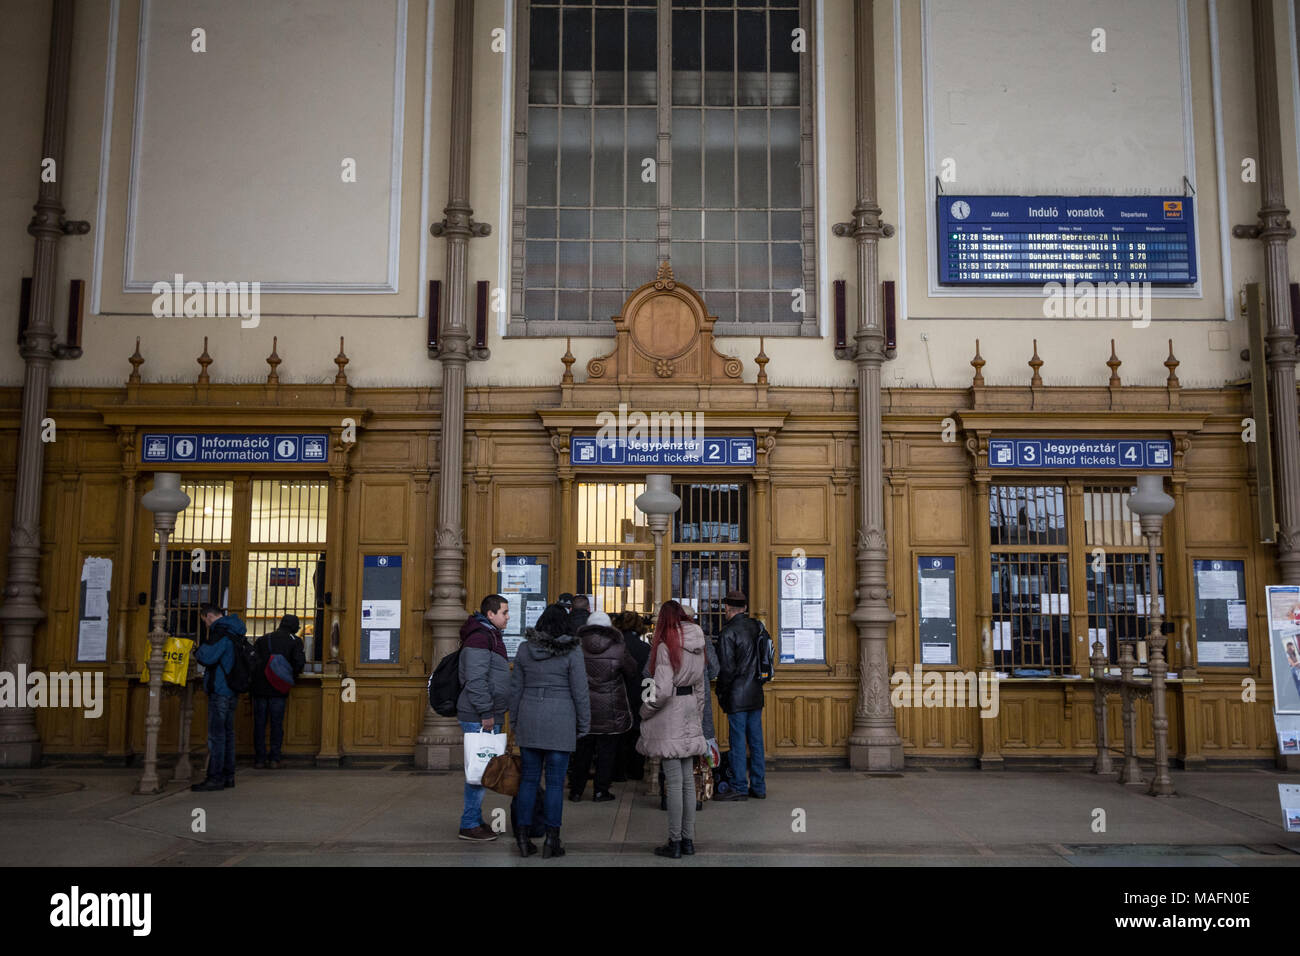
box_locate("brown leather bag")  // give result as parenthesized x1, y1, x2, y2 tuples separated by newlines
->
(482, 752, 522, 796)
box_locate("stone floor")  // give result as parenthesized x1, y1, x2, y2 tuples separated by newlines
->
(2, 763, 1298, 866)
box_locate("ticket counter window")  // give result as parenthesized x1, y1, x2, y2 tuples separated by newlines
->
(671, 481, 748, 638)
(1083, 485, 1164, 666)
(247, 480, 328, 668)
(151, 480, 233, 642)
(576, 481, 654, 618)
(989, 485, 1070, 675)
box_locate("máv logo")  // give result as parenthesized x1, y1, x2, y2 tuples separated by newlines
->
(49, 886, 151, 936)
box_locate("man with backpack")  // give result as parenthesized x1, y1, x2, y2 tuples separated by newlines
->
(251, 614, 307, 769)
(715, 589, 771, 801)
(192, 603, 249, 792)
(455, 594, 511, 841)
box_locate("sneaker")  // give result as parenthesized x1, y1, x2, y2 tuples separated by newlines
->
(714, 790, 748, 802)
(458, 825, 498, 842)
(190, 778, 224, 792)
(748, 790, 766, 799)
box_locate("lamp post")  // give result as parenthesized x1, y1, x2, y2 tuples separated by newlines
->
(137, 473, 190, 794)
(1126, 474, 1176, 797)
(635, 475, 681, 798)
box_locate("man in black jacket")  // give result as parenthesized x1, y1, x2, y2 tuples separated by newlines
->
(565, 594, 591, 636)
(251, 614, 307, 769)
(715, 589, 766, 800)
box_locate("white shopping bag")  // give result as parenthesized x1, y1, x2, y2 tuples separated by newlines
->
(463, 730, 507, 785)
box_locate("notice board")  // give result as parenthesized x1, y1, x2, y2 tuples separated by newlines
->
(360, 554, 401, 663)
(1193, 559, 1248, 667)
(497, 555, 549, 659)
(776, 557, 825, 664)
(917, 556, 957, 666)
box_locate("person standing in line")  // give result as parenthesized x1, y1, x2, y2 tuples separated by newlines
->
(715, 589, 766, 801)
(565, 594, 591, 635)
(251, 613, 306, 769)
(637, 600, 708, 858)
(570, 611, 637, 802)
(612, 612, 650, 782)
(456, 595, 511, 842)
(192, 604, 246, 792)
(509, 623, 591, 858)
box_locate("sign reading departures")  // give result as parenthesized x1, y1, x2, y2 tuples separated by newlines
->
(938, 196, 1197, 286)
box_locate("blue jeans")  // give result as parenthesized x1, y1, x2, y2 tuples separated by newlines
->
(459, 721, 499, 830)
(727, 708, 765, 796)
(518, 747, 570, 830)
(253, 696, 287, 762)
(206, 693, 237, 782)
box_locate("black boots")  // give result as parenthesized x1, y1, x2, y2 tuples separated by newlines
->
(542, 826, 565, 859)
(680, 839, 695, 855)
(653, 839, 682, 859)
(516, 831, 538, 858)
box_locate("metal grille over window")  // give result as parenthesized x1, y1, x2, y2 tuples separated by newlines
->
(576, 481, 654, 619)
(151, 481, 233, 643)
(1084, 487, 1164, 667)
(671, 481, 748, 638)
(989, 485, 1070, 675)
(247, 480, 328, 668)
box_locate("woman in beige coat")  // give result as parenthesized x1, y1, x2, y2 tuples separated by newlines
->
(637, 600, 708, 858)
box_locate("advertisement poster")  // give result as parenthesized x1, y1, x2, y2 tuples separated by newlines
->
(1265, 586, 1300, 714)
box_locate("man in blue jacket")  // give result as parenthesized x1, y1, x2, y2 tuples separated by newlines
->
(192, 603, 246, 792)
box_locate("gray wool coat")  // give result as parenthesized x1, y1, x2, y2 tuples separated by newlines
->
(509, 627, 592, 752)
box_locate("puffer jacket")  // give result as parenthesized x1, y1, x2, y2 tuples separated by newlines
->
(637, 621, 708, 760)
(717, 613, 764, 714)
(456, 613, 510, 724)
(577, 623, 638, 735)
(509, 628, 591, 751)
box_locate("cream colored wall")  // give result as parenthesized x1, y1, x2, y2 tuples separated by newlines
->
(2, 0, 1295, 392)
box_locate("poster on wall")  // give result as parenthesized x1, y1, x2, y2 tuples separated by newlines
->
(1265, 586, 1300, 714)
(497, 555, 549, 659)
(1280, 785, 1300, 833)
(1193, 560, 1248, 666)
(360, 555, 401, 663)
(76, 556, 113, 662)
(917, 556, 957, 666)
(776, 556, 825, 664)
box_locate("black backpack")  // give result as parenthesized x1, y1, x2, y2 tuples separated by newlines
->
(755, 620, 775, 684)
(224, 635, 259, 694)
(427, 648, 463, 716)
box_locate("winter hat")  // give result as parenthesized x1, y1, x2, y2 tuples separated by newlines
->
(587, 611, 612, 628)
(280, 613, 301, 633)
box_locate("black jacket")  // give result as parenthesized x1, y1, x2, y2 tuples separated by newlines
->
(620, 630, 650, 725)
(566, 609, 590, 635)
(717, 613, 764, 714)
(252, 626, 307, 698)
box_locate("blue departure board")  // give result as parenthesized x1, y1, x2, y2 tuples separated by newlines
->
(938, 196, 1196, 285)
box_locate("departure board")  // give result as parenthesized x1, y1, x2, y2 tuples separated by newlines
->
(938, 196, 1196, 286)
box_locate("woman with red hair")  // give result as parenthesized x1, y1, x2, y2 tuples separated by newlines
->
(637, 599, 709, 858)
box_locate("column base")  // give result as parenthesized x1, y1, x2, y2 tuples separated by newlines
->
(848, 738, 904, 771)
(0, 740, 42, 768)
(978, 755, 1005, 771)
(414, 742, 461, 770)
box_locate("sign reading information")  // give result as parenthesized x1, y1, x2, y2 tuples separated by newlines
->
(938, 195, 1196, 285)
(570, 436, 755, 467)
(142, 433, 329, 464)
(987, 439, 1172, 470)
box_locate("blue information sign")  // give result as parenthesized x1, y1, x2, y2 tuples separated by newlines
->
(570, 436, 756, 467)
(987, 438, 1172, 469)
(141, 433, 329, 464)
(939, 195, 1196, 285)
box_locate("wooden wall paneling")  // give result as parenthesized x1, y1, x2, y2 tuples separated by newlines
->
(771, 482, 829, 545)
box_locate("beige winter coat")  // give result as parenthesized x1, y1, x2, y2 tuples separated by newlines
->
(636, 622, 708, 760)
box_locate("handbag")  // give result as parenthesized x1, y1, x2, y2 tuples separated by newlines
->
(463, 730, 507, 785)
(693, 754, 713, 803)
(482, 752, 522, 796)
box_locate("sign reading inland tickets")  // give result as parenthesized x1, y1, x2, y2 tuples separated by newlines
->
(987, 438, 1172, 470)
(142, 433, 328, 464)
(938, 195, 1197, 285)
(570, 436, 755, 467)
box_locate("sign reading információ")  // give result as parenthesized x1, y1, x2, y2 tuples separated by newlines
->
(141, 433, 329, 464)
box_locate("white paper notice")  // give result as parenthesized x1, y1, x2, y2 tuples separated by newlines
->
(84, 588, 110, 621)
(920, 577, 951, 618)
(781, 599, 804, 629)
(802, 601, 824, 629)
(993, 621, 1011, 651)
(361, 599, 401, 629)
(1197, 570, 1239, 601)
(368, 629, 391, 660)
(1088, 627, 1108, 657)
(921, 643, 952, 664)
(780, 570, 802, 599)
(77, 618, 108, 661)
(1058, 593, 1069, 615)
(1040, 594, 1061, 615)
(1135, 595, 1166, 615)
(794, 629, 818, 659)
(1227, 600, 1248, 631)
(802, 570, 824, 600)
(81, 556, 112, 591)
(525, 600, 545, 628)
(1199, 641, 1249, 665)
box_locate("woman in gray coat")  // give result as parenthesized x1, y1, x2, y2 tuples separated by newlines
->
(508, 626, 591, 858)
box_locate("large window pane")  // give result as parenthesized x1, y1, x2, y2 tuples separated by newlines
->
(736, 111, 768, 206)
(592, 241, 623, 287)
(671, 109, 702, 207)
(703, 11, 734, 106)
(593, 110, 625, 206)
(703, 110, 735, 207)
(593, 9, 625, 104)
(770, 108, 800, 206)
(525, 240, 557, 286)
(670, 241, 703, 287)
(704, 242, 735, 289)
(558, 241, 591, 288)
(737, 10, 767, 105)
(672, 9, 702, 105)
(769, 8, 800, 106)
(561, 8, 593, 105)
(560, 110, 591, 204)
(529, 7, 560, 104)
(527, 108, 558, 206)
(628, 9, 657, 104)
(626, 108, 656, 206)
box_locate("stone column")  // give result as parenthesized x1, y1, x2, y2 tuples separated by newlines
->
(834, 0, 903, 771)
(416, 0, 490, 769)
(1235, 0, 1299, 584)
(0, 0, 88, 768)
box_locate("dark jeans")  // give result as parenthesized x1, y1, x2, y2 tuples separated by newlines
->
(205, 693, 237, 783)
(570, 734, 618, 795)
(726, 708, 765, 796)
(518, 747, 570, 829)
(253, 695, 287, 762)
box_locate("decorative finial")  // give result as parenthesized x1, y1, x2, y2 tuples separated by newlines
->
(561, 337, 575, 384)
(266, 336, 281, 385)
(1028, 339, 1043, 387)
(1106, 339, 1121, 388)
(755, 337, 769, 385)
(334, 337, 349, 385)
(197, 336, 212, 384)
(128, 337, 144, 384)
(970, 339, 985, 387)
(1164, 339, 1180, 388)
(656, 260, 674, 281)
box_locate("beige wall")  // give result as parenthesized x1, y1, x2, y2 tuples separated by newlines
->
(1, 0, 1296, 391)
